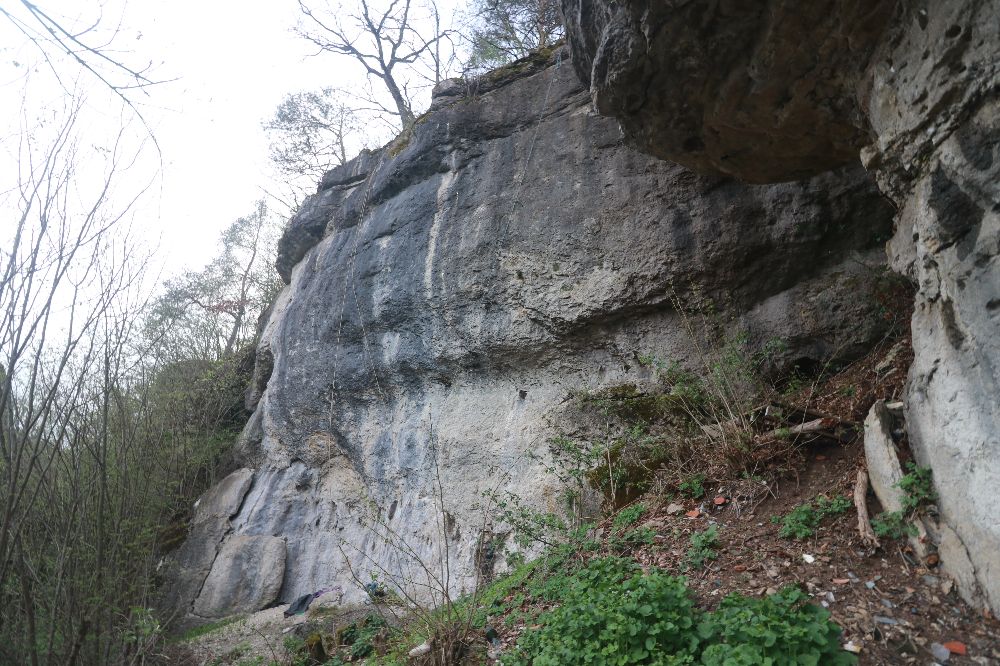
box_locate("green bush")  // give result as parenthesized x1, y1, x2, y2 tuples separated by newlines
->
(684, 525, 720, 570)
(507, 558, 853, 666)
(898, 463, 935, 513)
(698, 588, 855, 665)
(338, 613, 387, 659)
(867, 464, 935, 541)
(613, 503, 647, 530)
(679, 474, 707, 499)
(775, 495, 851, 540)
(508, 561, 699, 665)
(870, 511, 915, 539)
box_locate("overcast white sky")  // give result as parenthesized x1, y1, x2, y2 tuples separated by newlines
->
(0, 0, 461, 277)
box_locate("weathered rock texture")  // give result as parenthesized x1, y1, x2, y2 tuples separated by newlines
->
(562, 0, 897, 182)
(168, 50, 896, 621)
(161, 468, 265, 621)
(564, 0, 1000, 611)
(193, 535, 286, 618)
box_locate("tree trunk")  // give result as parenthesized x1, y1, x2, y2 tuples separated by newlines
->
(385, 75, 416, 129)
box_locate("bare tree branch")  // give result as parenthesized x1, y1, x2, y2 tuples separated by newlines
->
(295, 0, 457, 130)
(0, 1, 177, 149)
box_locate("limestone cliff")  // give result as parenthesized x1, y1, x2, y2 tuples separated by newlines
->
(563, 0, 999, 612)
(166, 49, 895, 623)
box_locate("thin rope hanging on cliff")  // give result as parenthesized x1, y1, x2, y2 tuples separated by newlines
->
(329, 151, 390, 436)
(499, 49, 562, 245)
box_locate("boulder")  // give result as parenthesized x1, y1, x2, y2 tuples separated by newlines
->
(863, 401, 906, 515)
(159, 468, 254, 625)
(192, 535, 286, 618)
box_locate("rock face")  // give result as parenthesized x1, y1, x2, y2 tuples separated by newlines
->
(564, 0, 1000, 611)
(168, 50, 895, 621)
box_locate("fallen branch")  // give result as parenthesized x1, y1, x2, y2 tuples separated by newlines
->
(854, 467, 880, 550)
(756, 417, 841, 446)
(769, 401, 850, 425)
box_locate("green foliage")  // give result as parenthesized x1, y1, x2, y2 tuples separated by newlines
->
(610, 527, 656, 554)
(775, 495, 852, 540)
(464, 0, 562, 72)
(175, 615, 247, 643)
(553, 331, 789, 519)
(551, 381, 711, 512)
(782, 371, 808, 396)
(473, 557, 547, 627)
(485, 486, 598, 554)
(146, 199, 282, 364)
(546, 433, 603, 494)
(339, 613, 388, 660)
(898, 463, 936, 513)
(264, 87, 369, 182)
(613, 503, 647, 530)
(507, 559, 698, 666)
(679, 474, 707, 499)
(773, 427, 793, 441)
(0, 162, 280, 662)
(870, 511, 915, 539)
(506, 559, 853, 666)
(697, 588, 856, 665)
(684, 525, 720, 570)
(659, 361, 712, 411)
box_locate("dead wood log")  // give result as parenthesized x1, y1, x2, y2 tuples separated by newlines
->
(854, 467, 880, 550)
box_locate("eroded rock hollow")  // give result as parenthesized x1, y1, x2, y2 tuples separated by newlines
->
(564, 0, 999, 611)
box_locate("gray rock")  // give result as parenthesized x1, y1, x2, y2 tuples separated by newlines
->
(563, 0, 1000, 613)
(561, 0, 896, 182)
(885, 96, 1000, 613)
(170, 51, 895, 617)
(196, 468, 254, 521)
(863, 401, 906, 514)
(851, 1, 999, 615)
(159, 469, 254, 626)
(192, 535, 286, 618)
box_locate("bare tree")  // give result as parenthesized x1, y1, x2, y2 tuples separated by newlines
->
(0, 92, 160, 663)
(464, 0, 563, 72)
(0, 96, 274, 663)
(264, 87, 369, 183)
(295, 0, 456, 130)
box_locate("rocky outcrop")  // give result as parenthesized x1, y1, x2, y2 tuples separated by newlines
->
(564, 0, 1000, 611)
(871, 4, 1000, 613)
(161, 468, 264, 623)
(168, 50, 895, 621)
(562, 1, 897, 183)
